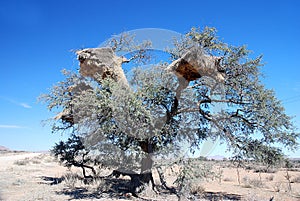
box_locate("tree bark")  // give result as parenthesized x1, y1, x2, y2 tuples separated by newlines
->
(156, 166, 177, 193)
(109, 140, 156, 193)
(138, 140, 155, 190)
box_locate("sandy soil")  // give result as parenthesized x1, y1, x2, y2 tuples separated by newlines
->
(201, 167, 300, 201)
(0, 152, 299, 201)
(0, 152, 41, 169)
(0, 152, 68, 201)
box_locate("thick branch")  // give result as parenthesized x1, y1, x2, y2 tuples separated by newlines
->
(230, 109, 257, 128)
(209, 99, 250, 105)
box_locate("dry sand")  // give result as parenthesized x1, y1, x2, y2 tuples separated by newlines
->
(0, 152, 299, 201)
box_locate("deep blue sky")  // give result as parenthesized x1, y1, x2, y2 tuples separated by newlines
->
(0, 0, 299, 157)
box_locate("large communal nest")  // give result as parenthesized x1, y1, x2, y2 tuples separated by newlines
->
(55, 47, 225, 123)
(167, 47, 225, 87)
(76, 47, 128, 86)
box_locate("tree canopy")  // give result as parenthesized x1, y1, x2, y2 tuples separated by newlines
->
(40, 27, 299, 195)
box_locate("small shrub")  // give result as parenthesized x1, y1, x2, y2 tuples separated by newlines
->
(250, 179, 264, 187)
(242, 176, 263, 188)
(190, 185, 205, 195)
(242, 176, 250, 185)
(93, 178, 110, 193)
(43, 155, 55, 163)
(245, 165, 254, 170)
(12, 179, 25, 186)
(14, 159, 30, 166)
(291, 176, 300, 183)
(253, 167, 277, 173)
(30, 159, 41, 164)
(273, 182, 282, 192)
(52, 134, 97, 178)
(223, 177, 233, 182)
(63, 172, 81, 189)
(243, 184, 252, 188)
(291, 162, 300, 169)
(288, 168, 300, 172)
(265, 175, 274, 181)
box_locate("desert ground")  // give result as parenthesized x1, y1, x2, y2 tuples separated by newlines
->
(0, 151, 300, 201)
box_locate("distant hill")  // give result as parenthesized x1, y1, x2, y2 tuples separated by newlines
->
(0, 145, 10, 151)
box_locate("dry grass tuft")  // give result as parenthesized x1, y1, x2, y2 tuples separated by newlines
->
(265, 175, 274, 181)
(291, 175, 300, 183)
(223, 177, 233, 182)
(92, 178, 111, 193)
(14, 158, 30, 166)
(273, 182, 282, 192)
(190, 184, 206, 195)
(242, 176, 264, 188)
(253, 167, 277, 173)
(62, 172, 82, 189)
(12, 179, 25, 186)
(13, 154, 52, 166)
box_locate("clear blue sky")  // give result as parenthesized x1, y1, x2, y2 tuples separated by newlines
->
(0, 0, 299, 157)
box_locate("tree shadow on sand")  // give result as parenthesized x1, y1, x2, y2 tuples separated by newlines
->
(39, 175, 243, 200)
(56, 187, 104, 200)
(200, 191, 242, 200)
(54, 177, 153, 200)
(39, 176, 64, 185)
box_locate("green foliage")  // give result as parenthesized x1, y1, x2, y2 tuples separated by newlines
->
(232, 139, 285, 168)
(52, 134, 85, 168)
(41, 26, 299, 195)
(52, 134, 98, 178)
(174, 158, 217, 196)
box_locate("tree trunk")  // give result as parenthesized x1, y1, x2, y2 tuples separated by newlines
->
(157, 166, 177, 193)
(140, 154, 153, 174)
(134, 141, 155, 191)
(138, 154, 155, 189)
(110, 141, 156, 193)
